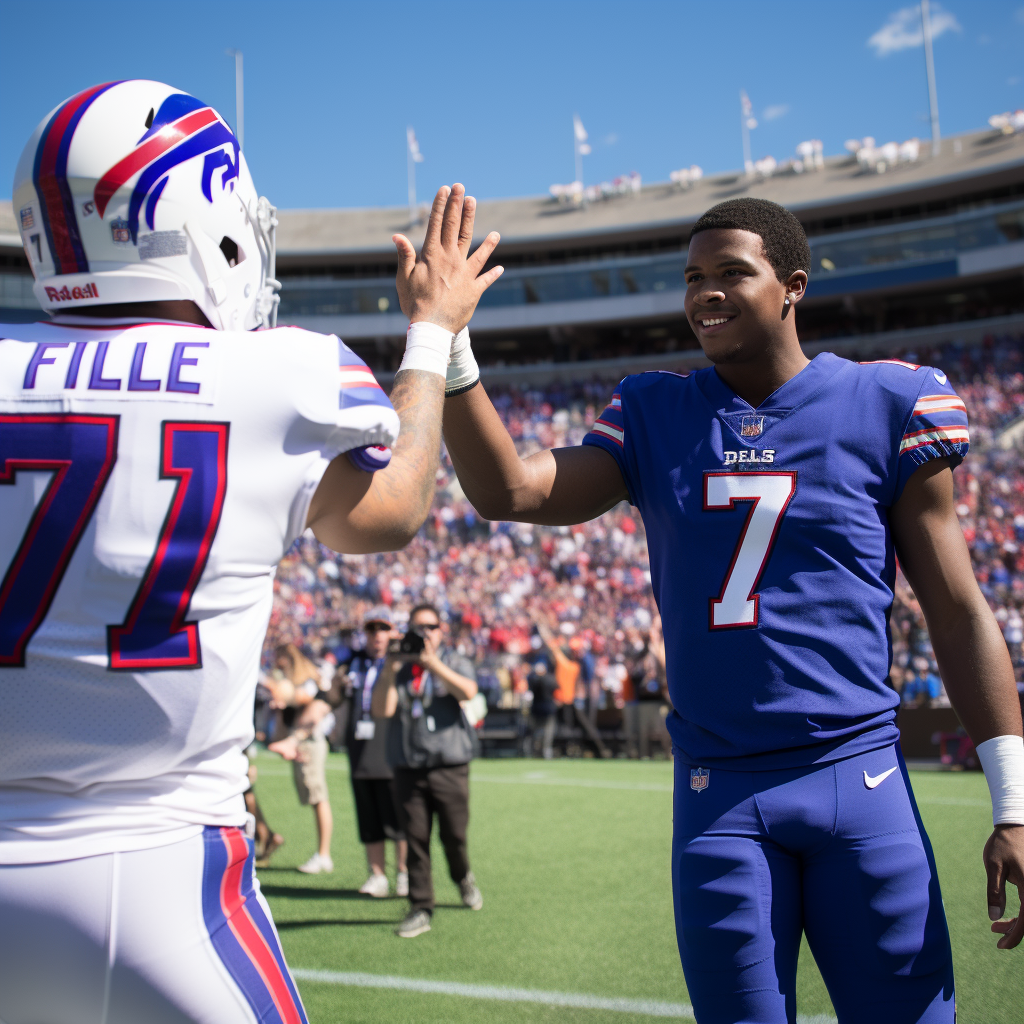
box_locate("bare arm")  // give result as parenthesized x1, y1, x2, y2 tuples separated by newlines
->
(306, 368, 444, 552)
(443, 383, 628, 525)
(890, 460, 1020, 743)
(371, 659, 400, 719)
(421, 652, 478, 702)
(890, 458, 1024, 948)
(306, 184, 503, 553)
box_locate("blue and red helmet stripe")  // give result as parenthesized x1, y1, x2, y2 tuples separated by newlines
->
(33, 81, 122, 275)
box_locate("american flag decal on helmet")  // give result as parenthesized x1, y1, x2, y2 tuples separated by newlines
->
(32, 81, 123, 275)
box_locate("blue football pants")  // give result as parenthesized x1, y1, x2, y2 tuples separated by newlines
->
(672, 744, 955, 1024)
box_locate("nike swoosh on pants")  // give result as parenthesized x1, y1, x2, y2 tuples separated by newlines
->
(863, 766, 898, 789)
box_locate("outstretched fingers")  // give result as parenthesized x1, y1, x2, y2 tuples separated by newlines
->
(440, 183, 466, 251)
(392, 234, 416, 279)
(468, 231, 501, 273)
(423, 186, 451, 253)
(475, 264, 504, 295)
(458, 196, 477, 257)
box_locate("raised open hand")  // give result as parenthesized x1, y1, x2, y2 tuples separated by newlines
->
(393, 184, 502, 334)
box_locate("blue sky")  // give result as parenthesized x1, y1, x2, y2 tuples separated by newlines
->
(2, 1, 1023, 210)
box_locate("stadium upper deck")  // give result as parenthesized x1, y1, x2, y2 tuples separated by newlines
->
(2, 126, 1023, 372)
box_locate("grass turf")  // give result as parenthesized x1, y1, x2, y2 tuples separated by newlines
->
(251, 753, 1022, 1023)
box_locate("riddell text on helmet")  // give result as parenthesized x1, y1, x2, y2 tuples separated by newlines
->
(45, 283, 99, 302)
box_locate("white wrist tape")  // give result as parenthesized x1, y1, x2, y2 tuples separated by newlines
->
(976, 735, 1024, 826)
(446, 327, 480, 396)
(399, 321, 453, 378)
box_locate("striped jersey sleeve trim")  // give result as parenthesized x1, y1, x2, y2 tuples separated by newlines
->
(591, 420, 624, 446)
(339, 366, 382, 389)
(913, 394, 967, 415)
(899, 426, 970, 454)
(337, 360, 392, 410)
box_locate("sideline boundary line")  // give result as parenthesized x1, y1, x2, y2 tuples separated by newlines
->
(291, 967, 837, 1022)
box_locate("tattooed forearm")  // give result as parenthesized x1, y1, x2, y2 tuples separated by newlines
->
(370, 368, 444, 537)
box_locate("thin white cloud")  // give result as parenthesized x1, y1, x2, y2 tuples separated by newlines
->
(603, 133, 619, 146)
(762, 104, 790, 122)
(868, 4, 962, 56)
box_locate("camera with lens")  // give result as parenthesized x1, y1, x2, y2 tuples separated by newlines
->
(390, 629, 426, 656)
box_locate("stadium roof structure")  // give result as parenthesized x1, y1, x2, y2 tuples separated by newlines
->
(0, 127, 1021, 256)
(2, 126, 1023, 375)
(266, 128, 1024, 259)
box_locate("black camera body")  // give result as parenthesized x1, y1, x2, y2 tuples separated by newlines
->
(395, 630, 426, 656)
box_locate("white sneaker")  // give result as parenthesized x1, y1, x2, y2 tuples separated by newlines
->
(359, 873, 390, 897)
(297, 852, 334, 874)
(395, 870, 409, 897)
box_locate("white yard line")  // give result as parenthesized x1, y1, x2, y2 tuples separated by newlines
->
(290, 967, 836, 1023)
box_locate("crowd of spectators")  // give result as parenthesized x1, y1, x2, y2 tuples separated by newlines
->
(264, 333, 1024, 732)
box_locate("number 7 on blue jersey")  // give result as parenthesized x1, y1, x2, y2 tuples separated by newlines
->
(704, 472, 797, 629)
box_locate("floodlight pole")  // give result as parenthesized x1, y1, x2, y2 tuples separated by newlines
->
(226, 49, 244, 149)
(921, 0, 940, 157)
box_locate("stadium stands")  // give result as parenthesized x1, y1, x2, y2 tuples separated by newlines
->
(264, 331, 1024, 757)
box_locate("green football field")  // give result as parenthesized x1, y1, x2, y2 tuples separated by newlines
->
(250, 753, 1022, 1023)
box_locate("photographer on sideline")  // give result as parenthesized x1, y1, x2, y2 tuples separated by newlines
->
(373, 603, 483, 938)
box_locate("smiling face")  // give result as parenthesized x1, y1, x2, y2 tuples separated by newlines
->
(684, 228, 803, 367)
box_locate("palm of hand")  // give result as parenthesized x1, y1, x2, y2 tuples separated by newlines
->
(393, 184, 502, 334)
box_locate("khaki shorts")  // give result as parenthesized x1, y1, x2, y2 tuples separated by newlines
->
(292, 733, 329, 805)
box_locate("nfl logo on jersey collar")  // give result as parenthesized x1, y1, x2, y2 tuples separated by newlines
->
(740, 415, 764, 438)
(690, 767, 710, 792)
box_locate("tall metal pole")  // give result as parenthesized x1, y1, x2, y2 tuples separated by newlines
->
(921, 0, 940, 157)
(226, 49, 244, 148)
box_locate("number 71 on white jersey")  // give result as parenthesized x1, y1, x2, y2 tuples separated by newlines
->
(703, 472, 797, 629)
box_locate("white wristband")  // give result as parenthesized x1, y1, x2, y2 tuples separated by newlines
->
(976, 734, 1024, 826)
(399, 321, 453, 378)
(446, 327, 480, 396)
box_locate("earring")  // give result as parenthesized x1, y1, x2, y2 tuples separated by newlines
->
(781, 296, 791, 320)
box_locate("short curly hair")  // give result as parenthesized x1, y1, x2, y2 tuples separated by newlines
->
(690, 198, 810, 283)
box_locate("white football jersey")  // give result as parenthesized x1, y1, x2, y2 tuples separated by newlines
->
(0, 318, 398, 863)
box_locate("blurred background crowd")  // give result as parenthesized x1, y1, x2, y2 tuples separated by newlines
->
(262, 333, 1024, 744)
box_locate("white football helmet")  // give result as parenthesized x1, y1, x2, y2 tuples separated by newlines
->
(12, 79, 280, 330)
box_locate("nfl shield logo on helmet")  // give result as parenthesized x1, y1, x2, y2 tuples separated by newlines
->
(690, 767, 710, 792)
(740, 415, 764, 438)
(110, 218, 131, 245)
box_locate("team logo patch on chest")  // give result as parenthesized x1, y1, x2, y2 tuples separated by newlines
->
(690, 767, 710, 792)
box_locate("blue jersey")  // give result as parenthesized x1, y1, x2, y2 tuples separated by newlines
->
(582, 352, 969, 769)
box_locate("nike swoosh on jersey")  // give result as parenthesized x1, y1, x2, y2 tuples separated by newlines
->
(863, 766, 898, 789)
(934, 371, 947, 385)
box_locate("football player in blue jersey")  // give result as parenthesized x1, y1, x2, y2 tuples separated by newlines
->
(423, 197, 1024, 1023)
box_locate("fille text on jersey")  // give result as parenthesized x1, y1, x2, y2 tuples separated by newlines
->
(20, 338, 210, 397)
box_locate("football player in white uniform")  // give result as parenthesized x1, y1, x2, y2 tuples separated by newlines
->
(0, 80, 502, 1024)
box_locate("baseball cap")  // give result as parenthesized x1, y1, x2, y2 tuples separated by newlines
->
(364, 605, 395, 628)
